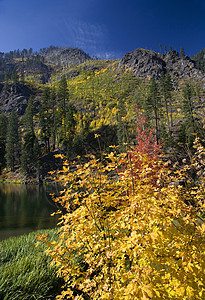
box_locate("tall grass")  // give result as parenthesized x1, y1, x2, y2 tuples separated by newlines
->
(0, 229, 63, 300)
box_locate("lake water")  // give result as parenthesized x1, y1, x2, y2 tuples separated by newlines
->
(0, 183, 61, 241)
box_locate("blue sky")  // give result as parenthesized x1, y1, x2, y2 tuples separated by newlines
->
(0, 0, 204, 58)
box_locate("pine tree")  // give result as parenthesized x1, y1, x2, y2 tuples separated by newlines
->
(21, 132, 39, 176)
(50, 87, 57, 150)
(0, 114, 8, 173)
(21, 96, 39, 176)
(159, 43, 162, 53)
(117, 97, 126, 152)
(180, 46, 185, 58)
(59, 103, 77, 155)
(57, 75, 69, 114)
(11, 69, 18, 85)
(183, 82, 195, 127)
(160, 72, 173, 134)
(6, 111, 20, 171)
(144, 79, 161, 144)
(24, 96, 35, 133)
(39, 87, 52, 152)
(0, 137, 6, 173)
(181, 82, 196, 147)
(57, 75, 70, 150)
(0, 113, 7, 139)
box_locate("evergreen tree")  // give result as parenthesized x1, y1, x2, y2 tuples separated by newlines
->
(117, 97, 126, 152)
(0, 114, 7, 173)
(159, 43, 162, 53)
(59, 103, 77, 155)
(39, 87, 52, 152)
(50, 87, 57, 150)
(56, 75, 71, 152)
(0, 113, 7, 139)
(57, 75, 69, 114)
(28, 48, 33, 56)
(24, 96, 35, 133)
(144, 79, 161, 144)
(21, 96, 39, 176)
(11, 69, 18, 85)
(5, 111, 20, 171)
(160, 72, 173, 133)
(180, 46, 185, 58)
(182, 82, 195, 129)
(21, 132, 39, 177)
(0, 137, 6, 173)
(180, 82, 197, 147)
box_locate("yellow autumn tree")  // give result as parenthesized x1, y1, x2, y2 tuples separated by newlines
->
(38, 133, 205, 299)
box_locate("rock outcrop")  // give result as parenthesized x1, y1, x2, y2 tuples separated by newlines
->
(119, 48, 205, 82)
(0, 83, 39, 115)
(119, 48, 166, 79)
(40, 47, 91, 69)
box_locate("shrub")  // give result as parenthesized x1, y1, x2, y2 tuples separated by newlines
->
(39, 114, 205, 299)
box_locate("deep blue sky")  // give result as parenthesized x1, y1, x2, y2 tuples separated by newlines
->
(0, 0, 204, 58)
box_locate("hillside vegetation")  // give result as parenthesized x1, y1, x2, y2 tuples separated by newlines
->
(0, 45, 204, 181)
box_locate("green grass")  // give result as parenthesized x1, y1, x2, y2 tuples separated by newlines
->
(0, 229, 63, 300)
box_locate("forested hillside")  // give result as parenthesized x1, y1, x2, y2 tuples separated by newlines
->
(0, 46, 204, 182)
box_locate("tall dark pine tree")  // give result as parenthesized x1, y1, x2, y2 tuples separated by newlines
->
(0, 113, 7, 139)
(6, 111, 20, 171)
(11, 69, 18, 85)
(50, 87, 57, 150)
(117, 97, 127, 152)
(24, 95, 35, 133)
(57, 75, 69, 114)
(0, 114, 7, 173)
(160, 72, 173, 132)
(180, 82, 198, 147)
(180, 46, 185, 58)
(21, 96, 39, 176)
(144, 79, 161, 144)
(57, 75, 71, 152)
(39, 87, 52, 152)
(159, 43, 162, 53)
(59, 103, 77, 155)
(183, 83, 195, 128)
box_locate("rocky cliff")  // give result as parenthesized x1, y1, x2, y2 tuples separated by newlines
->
(40, 46, 91, 69)
(119, 48, 205, 83)
(0, 83, 39, 115)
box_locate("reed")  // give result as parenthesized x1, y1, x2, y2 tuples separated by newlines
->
(0, 229, 63, 300)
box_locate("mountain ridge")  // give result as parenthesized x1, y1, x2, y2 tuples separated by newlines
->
(0, 46, 204, 116)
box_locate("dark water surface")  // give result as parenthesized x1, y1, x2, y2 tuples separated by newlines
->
(0, 183, 60, 241)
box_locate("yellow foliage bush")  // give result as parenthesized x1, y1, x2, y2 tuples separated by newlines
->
(39, 140, 205, 299)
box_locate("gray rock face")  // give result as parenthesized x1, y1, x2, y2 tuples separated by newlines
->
(119, 48, 166, 79)
(0, 83, 39, 115)
(119, 48, 205, 82)
(41, 47, 91, 69)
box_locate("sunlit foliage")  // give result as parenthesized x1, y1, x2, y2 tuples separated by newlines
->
(38, 117, 205, 299)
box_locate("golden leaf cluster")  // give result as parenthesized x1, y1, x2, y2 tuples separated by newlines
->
(39, 139, 205, 299)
